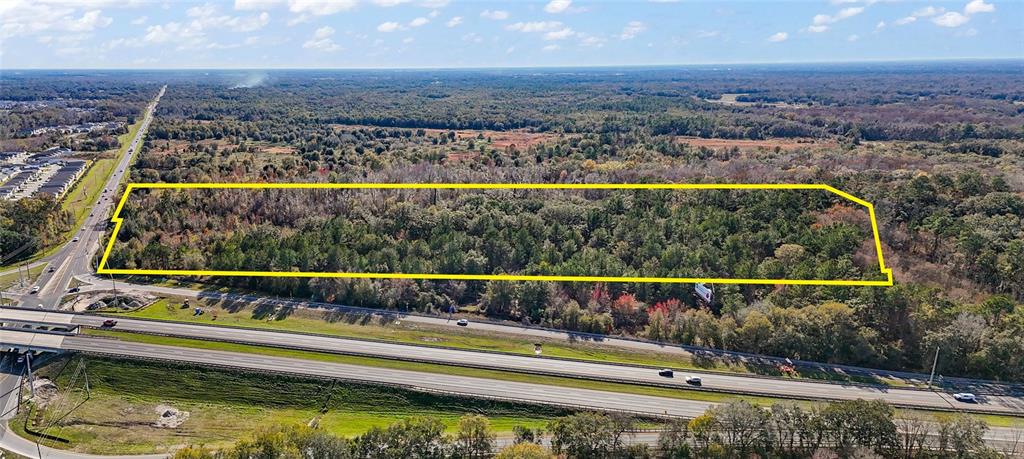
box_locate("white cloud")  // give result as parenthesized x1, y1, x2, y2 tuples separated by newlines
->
(0, 3, 114, 39)
(409, 17, 428, 27)
(544, 27, 574, 40)
(505, 46, 515, 54)
(186, 4, 270, 33)
(912, 6, 944, 17)
(419, 0, 449, 7)
(287, 0, 357, 16)
(303, 25, 340, 51)
(541, 44, 559, 51)
(65, 9, 112, 32)
(893, 16, 916, 25)
(428, 10, 439, 18)
(402, 37, 414, 43)
(544, 0, 571, 14)
(377, 21, 401, 32)
(808, 25, 829, 33)
(932, 11, 969, 27)
(579, 34, 606, 47)
(505, 21, 562, 33)
(461, 32, 482, 43)
(812, 6, 863, 26)
(373, 0, 411, 6)
(847, 34, 859, 42)
(480, 10, 509, 20)
(767, 31, 788, 42)
(695, 30, 719, 39)
(445, 16, 462, 27)
(130, 15, 147, 25)
(964, 0, 994, 15)
(618, 20, 646, 40)
(234, 0, 284, 10)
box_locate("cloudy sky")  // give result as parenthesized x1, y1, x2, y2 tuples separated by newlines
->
(0, 0, 1020, 69)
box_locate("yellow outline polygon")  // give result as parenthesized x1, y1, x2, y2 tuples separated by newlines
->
(98, 183, 894, 286)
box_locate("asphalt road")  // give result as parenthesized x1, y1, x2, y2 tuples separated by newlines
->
(2, 309, 1022, 415)
(25, 86, 165, 310)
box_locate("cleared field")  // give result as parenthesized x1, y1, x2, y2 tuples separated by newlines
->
(13, 355, 564, 455)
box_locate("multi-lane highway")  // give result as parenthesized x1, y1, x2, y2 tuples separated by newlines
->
(25, 86, 165, 310)
(2, 327, 1024, 454)
(2, 308, 1023, 415)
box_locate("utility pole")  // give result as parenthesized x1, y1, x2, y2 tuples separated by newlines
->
(927, 346, 940, 389)
(110, 273, 118, 308)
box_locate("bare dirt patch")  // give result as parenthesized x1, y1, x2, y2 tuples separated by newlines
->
(676, 136, 831, 151)
(153, 404, 190, 428)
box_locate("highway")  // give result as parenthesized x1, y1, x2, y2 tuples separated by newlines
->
(25, 86, 165, 310)
(2, 329, 1024, 454)
(61, 274, 1024, 396)
(1, 308, 1023, 415)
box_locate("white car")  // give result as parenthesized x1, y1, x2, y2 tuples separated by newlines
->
(953, 393, 977, 403)
(685, 376, 702, 386)
(456, 319, 469, 326)
(72, 237, 79, 242)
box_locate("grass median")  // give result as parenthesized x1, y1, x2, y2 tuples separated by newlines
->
(119, 297, 910, 388)
(82, 329, 1024, 428)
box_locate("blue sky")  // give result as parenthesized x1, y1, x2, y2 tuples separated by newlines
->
(1, 0, 1021, 69)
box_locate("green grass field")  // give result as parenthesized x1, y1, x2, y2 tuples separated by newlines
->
(119, 297, 907, 387)
(87, 327, 775, 406)
(13, 355, 566, 455)
(0, 264, 45, 291)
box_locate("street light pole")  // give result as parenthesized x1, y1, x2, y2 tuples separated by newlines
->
(927, 346, 940, 389)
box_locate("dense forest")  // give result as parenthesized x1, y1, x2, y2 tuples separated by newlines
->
(110, 187, 882, 286)
(6, 65, 1022, 381)
(109, 64, 1024, 381)
(173, 401, 1009, 459)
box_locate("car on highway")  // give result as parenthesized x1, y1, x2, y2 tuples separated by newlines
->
(456, 319, 469, 326)
(685, 376, 702, 386)
(72, 237, 79, 242)
(953, 393, 977, 403)
(102, 319, 118, 327)
(68, 287, 80, 293)
(658, 369, 674, 377)
(30, 286, 39, 294)
(47, 267, 55, 272)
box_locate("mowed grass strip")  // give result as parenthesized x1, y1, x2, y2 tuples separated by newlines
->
(14, 355, 564, 455)
(121, 297, 905, 387)
(81, 329, 1024, 428)
(85, 327, 776, 406)
(0, 264, 45, 291)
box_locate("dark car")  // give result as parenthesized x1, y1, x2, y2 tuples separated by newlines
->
(658, 369, 674, 377)
(68, 287, 80, 293)
(102, 319, 118, 327)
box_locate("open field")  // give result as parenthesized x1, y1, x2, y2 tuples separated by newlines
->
(0, 264, 45, 292)
(118, 298, 907, 387)
(13, 355, 566, 455)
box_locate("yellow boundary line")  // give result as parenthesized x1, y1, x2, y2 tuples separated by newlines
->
(98, 183, 894, 286)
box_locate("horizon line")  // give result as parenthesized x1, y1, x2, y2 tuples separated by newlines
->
(3, 57, 1022, 72)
